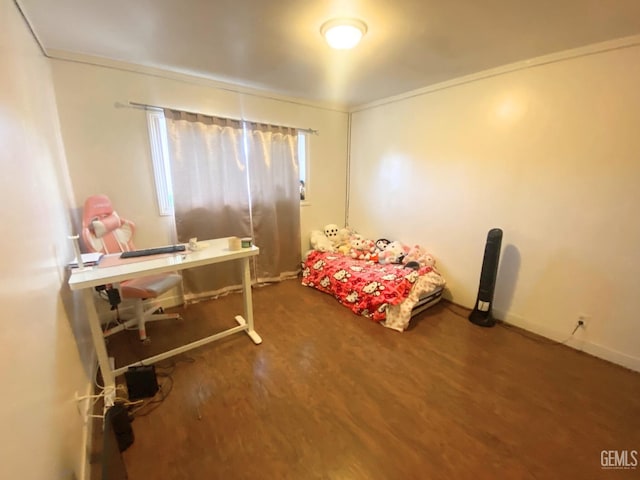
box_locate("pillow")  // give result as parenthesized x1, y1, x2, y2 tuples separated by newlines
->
(91, 212, 122, 238)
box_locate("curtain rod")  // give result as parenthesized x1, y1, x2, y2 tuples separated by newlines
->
(118, 101, 319, 135)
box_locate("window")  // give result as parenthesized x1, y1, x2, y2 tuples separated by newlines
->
(147, 110, 310, 212)
(146, 110, 174, 216)
(298, 131, 309, 203)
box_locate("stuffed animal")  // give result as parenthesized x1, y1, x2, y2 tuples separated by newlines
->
(402, 244, 435, 268)
(323, 224, 354, 255)
(375, 238, 391, 254)
(337, 240, 351, 256)
(323, 224, 340, 244)
(378, 241, 409, 264)
(309, 230, 335, 252)
(324, 223, 351, 248)
(375, 238, 391, 251)
(336, 227, 351, 247)
(348, 234, 377, 261)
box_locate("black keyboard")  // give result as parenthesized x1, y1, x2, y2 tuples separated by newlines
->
(120, 245, 186, 258)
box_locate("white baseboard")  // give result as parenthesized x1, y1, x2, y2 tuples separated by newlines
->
(494, 309, 640, 373)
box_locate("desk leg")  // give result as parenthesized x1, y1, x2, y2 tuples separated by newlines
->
(236, 256, 262, 344)
(83, 288, 116, 405)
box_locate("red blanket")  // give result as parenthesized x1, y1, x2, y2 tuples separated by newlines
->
(301, 251, 434, 321)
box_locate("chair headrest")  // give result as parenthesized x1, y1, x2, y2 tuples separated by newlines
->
(82, 195, 113, 224)
(82, 194, 123, 238)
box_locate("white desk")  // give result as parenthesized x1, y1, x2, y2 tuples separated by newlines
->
(69, 237, 261, 399)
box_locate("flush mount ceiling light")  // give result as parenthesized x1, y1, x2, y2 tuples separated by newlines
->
(320, 18, 367, 50)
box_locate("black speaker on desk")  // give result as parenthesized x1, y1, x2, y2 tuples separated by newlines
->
(469, 228, 503, 328)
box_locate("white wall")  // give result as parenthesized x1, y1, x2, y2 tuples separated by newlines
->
(0, 1, 94, 478)
(349, 42, 640, 371)
(49, 60, 349, 255)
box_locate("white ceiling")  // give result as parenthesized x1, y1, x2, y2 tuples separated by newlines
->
(17, 0, 640, 109)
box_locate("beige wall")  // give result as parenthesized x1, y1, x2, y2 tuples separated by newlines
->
(50, 60, 349, 256)
(0, 2, 93, 478)
(349, 43, 640, 370)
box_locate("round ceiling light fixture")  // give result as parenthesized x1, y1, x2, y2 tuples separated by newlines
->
(320, 18, 367, 50)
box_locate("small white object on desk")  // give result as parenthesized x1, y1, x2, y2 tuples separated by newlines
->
(69, 252, 104, 268)
(68, 234, 104, 268)
(188, 238, 209, 251)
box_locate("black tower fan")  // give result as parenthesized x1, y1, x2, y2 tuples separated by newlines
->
(469, 228, 503, 327)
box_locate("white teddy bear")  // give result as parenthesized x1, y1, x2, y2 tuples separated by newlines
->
(324, 224, 340, 242)
(309, 230, 335, 252)
(324, 224, 352, 254)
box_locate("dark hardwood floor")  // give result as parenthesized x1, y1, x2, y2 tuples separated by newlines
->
(94, 279, 640, 479)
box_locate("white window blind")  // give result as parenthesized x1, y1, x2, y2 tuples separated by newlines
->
(146, 110, 174, 216)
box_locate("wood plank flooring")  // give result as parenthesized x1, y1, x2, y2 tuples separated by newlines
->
(94, 278, 640, 479)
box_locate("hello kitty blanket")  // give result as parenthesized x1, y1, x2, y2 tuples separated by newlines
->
(301, 251, 444, 325)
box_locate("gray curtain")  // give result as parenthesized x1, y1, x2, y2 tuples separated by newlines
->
(245, 124, 302, 282)
(164, 109, 301, 302)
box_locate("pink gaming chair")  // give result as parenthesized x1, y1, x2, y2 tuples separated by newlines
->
(82, 194, 182, 342)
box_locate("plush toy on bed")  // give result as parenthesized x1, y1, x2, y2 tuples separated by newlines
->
(402, 244, 435, 268)
(339, 226, 353, 244)
(324, 224, 340, 243)
(375, 238, 391, 254)
(324, 224, 354, 255)
(378, 240, 409, 264)
(348, 234, 377, 261)
(324, 224, 350, 248)
(309, 230, 335, 253)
